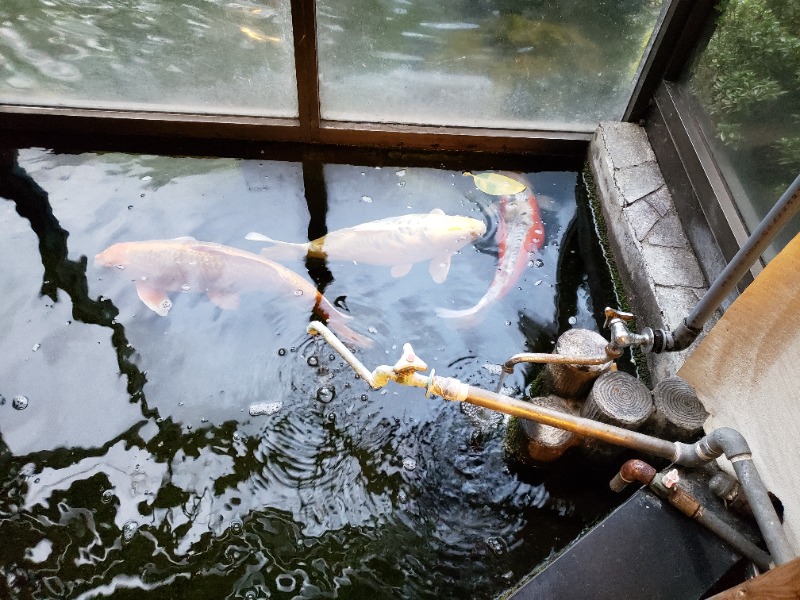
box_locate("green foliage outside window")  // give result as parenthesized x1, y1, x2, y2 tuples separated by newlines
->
(690, 0, 800, 174)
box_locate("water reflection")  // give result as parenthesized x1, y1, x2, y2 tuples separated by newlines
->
(0, 148, 628, 598)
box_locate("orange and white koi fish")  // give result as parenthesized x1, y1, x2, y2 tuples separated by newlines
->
(437, 175, 545, 320)
(246, 209, 486, 284)
(95, 237, 372, 347)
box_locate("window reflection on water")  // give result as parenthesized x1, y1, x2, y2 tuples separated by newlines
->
(0, 0, 298, 116)
(317, 0, 667, 129)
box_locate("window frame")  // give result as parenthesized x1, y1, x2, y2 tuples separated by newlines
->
(0, 0, 684, 157)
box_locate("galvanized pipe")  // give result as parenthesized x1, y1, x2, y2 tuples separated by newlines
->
(675, 428, 794, 565)
(652, 173, 800, 353)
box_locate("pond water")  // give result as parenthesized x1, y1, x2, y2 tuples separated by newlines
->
(0, 148, 628, 599)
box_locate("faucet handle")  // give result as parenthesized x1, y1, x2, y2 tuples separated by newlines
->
(392, 343, 429, 374)
(604, 307, 636, 329)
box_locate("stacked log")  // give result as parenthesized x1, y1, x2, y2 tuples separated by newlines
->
(580, 371, 654, 457)
(543, 328, 614, 398)
(646, 376, 708, 442)
(506, 395, 582, 464)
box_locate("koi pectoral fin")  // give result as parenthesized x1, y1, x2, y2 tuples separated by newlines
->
(135, 282, 173, 316)
(208, 290, 240, 310)
(390, 263, 413, 278)
(429, 254, 452, 284)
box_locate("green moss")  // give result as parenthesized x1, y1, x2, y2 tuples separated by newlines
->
(580, 164, 653, 389)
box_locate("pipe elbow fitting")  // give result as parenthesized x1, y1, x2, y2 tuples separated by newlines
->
(610, 459, 657, 492)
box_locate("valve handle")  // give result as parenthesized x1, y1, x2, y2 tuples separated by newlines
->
(604, 307, 636, 329)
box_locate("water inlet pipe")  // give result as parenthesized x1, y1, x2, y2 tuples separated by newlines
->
(610, 460, 773, 571)
(651, 173, 800, 353)
(306, 321, 794, 565)
(494, 351, 613, 394)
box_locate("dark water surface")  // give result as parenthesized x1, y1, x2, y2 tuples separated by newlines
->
(0, 148, 627, 599)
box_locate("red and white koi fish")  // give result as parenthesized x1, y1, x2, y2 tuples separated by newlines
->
(246, 208, 486, 284)
(95, 237, 373, 347)
(437, 175, 545, 320)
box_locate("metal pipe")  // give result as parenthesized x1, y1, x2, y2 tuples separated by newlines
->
(495, 351, 612, 393)
(674, 428, 794, 565)
(307, 322, 795, 565)
(610, 460, 773, 571)
(652, 173, 800, 353)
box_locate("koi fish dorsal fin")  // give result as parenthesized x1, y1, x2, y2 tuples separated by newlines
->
(429, 253, 452, 284)
(429, 208, 445, 215)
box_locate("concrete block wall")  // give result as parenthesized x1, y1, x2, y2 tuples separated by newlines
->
(588, 122, 716, 383)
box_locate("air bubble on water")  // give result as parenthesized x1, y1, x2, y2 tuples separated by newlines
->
(316, 385, 335, 404)
(360, 394, 368, 401)
(402, 457, 417, 471)
(249, 401, 282, 416)
(181, 284, 191, 291)
(307, 356, 319, 367)
(233, 433, 242, 442)
(115, 264, 125, 270)
(396, 169, 406, 177)
(505, 320, 511, 326)
(361, 195, 373, 203)
(244, 591, 256, 600)
(293, 289, 303, 296)
(534, 280, 542, 286)
(186, 424, 192, 431)
(141, 175, 152, 182)
(12, 396, 28, 410)
(368, 326, 378, 334)
(290, 347, 296, 353)
(122, 520, 138, 542)
(200, 417, 209, 423)
(32, 343, 40, 352)
(101, 489, 114, 504)
(326, 413, 336, 423)
(276, 574, 296, 592)
(230, 519, 244, 535)
(278, 348, 286, 356)
(486, 536, 507, 556)
(532, 258, 544, 268)
(397, 181, 406, 187)
(568, 316, 577, 325)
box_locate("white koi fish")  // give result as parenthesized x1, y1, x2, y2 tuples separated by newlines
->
(95, 237, 373, 347)
(246, 208, 486, 284)
(437, 174, 545, 320)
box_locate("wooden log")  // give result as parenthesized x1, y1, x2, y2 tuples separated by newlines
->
(504, 395, 581, 465)
(580, 371, 654, 457)
(646, 376, 708, 442)
(543, 328, 614, 399)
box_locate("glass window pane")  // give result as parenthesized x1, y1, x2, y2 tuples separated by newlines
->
(683, 0, 800, 259)
(316, 0, 666, 130)
(0, 0, 297, 117)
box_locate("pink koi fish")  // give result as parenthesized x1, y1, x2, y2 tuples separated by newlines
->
(437, 174, 545, 320)
(95, 237, 373, 347)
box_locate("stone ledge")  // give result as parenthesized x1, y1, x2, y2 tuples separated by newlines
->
(589, 122, 718, 383)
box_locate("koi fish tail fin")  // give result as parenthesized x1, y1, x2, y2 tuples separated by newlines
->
(327, 320, 375, 349)
(435, 301, 488, 325)
(245, 231, 308, 262)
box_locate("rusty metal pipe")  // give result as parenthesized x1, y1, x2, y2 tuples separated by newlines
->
(610, 460, 773, 571)
(609, 459, 657, 492)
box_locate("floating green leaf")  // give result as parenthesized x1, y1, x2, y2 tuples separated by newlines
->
(463, 171, 527, 196)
